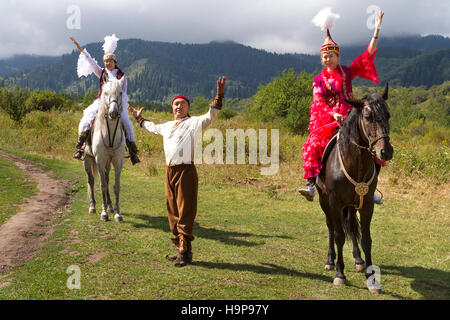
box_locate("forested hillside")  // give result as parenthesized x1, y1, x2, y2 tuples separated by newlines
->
(0, 55, 59, 77)
(3, 35, 449, 102)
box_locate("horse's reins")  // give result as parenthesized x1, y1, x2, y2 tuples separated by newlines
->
(337, 132, 376, 210)
(336, 108, 390, 210)
(315, 106, 390, 209)
(350, 107, 390, 157)
(101, 99, 124, 152)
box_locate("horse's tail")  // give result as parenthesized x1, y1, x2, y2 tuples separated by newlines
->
(342, 207, 361, 242)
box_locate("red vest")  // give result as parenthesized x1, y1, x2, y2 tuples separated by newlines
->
(97, 68, 125, 98)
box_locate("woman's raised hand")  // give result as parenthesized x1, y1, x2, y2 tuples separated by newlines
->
(375, 11, 384, 30)
(70, 36, 83, 53)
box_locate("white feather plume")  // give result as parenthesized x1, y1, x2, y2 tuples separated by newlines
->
(102, 34, 119, 54)
(312, 8, 340, 30)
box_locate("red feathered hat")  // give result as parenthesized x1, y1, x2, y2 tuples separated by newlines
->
(312, 8, 341, 56)
(321, 29, 340, 56)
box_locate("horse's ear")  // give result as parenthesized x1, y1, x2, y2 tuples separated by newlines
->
(345, 99, 366, 109)
(381, 83, 389, 100)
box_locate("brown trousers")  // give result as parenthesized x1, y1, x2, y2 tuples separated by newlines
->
(165, 164, 198, 242)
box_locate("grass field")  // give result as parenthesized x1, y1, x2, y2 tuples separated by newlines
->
(0, 155, 37, 228)
(0, 109, 448, 300)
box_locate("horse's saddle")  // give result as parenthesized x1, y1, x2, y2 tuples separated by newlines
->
(321, 133, 338, 165)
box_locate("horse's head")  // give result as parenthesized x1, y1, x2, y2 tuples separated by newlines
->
(101, 77, 124, 120)
(345, 84, 394, 162)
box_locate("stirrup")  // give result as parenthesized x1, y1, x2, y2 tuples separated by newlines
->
(374, 188, 383, 205)
(298, 186, 315, 202)
(373, 194, 383, 205)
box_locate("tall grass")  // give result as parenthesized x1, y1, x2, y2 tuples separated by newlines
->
(0, 108, 448, 186)
(0, 108, 448, 300)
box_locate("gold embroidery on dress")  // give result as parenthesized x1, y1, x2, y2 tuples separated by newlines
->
(322, 66, 354, 106)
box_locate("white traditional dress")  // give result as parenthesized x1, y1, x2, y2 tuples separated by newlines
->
(76, 49, 135, 142)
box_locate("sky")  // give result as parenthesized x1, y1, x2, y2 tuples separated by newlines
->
(1, 0, 449, 59)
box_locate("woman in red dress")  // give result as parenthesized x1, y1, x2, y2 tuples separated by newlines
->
(299, 9, 385, 202)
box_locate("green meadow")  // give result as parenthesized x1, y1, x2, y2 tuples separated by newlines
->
(0, 107, 448, 300)
(0, 154, 37, 228)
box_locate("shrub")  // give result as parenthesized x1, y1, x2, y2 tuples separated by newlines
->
(25, 89, 73, 112)
(0, 86, 31, 122)
(247, 69, 313, 134)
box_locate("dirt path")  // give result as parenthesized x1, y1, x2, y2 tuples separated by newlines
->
(0, 150, 70, 274)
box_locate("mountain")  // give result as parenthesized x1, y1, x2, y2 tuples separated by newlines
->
(0, 55, 60, 77)
(6, 40, 320, 101)
(376, 34, 450, 53)
(4, 34, 450, 101)
(329, 34, 450, 87)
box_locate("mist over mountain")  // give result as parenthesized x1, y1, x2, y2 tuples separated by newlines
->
(2, 34, 449, 102)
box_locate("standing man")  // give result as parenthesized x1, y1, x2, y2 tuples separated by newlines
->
(128, 76, 226, 267)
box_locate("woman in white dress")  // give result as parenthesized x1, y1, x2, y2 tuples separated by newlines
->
(71, 34, 140, 165)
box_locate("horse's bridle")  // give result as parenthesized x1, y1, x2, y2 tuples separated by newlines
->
(337, 132, 376, 210)
(103, 98, 123, 150)
(105, 98, 120, 111)
(337, 105, 389, 210)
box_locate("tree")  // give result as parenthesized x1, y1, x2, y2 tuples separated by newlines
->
(248, 69, 313, 133)
(0, 86, 31, 122)
(25, 90, 72, 112)
(189, 94, 210, 115)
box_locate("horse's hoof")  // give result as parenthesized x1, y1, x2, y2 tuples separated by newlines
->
(114, 214, 123, 222)
(333, 277, 345, 286)
(89, 208, 96, 214)
(107, 207, 115, 214)
(369, 287, 382, 294)
(355, 263, 366, 272)
(100, 213, 109, 222)
(324, 264, 335, 271)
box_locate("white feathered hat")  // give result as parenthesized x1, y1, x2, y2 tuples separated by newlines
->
(312, 8, 340, 56)
(102, 34, 119, 62)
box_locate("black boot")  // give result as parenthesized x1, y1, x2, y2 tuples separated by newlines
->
(73, 131, 89, 160)
(174, 235, 192, 267)
(166, 237, 193, 264)
(126, 139, 140, 165)
(165, 237, 180, 261)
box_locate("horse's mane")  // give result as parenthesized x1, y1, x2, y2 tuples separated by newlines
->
(94, 78, 122, 130)
(340, 105, 361, 148)
(339, 93, 390, 148)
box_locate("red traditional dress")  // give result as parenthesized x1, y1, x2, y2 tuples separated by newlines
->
(301, 44, 380, 179)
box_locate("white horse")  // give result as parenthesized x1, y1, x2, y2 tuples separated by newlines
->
(84, 77, 126, 222)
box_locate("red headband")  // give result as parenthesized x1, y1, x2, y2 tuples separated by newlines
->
(172, 95, 190, 106)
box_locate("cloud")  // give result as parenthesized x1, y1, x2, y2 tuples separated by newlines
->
(0, 0, 449, 58)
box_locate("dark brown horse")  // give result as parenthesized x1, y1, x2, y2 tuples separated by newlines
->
(316, 84, 393, 294)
